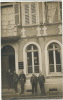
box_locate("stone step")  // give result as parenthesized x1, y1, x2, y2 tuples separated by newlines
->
(2, 94, 63, 99)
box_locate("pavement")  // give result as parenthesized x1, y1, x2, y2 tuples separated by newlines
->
(2, 89, 63, 100)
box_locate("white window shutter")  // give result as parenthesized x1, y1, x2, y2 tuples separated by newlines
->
(31, 3, 36, 24)
(47, 2, 58, 23)
(31, 3, 39, 24)
(60, 2, 62, 20)
(35, 3, 39, 24)
(25, 4, 29, 25)
(22, 3, 29, 26)
(14, 3, 20, 25)
(22, 3, 39, 26)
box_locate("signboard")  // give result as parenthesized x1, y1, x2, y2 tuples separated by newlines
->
(18, 62, 24, 69)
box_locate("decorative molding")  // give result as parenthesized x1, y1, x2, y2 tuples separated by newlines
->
(21, 28, 26, 38)
(36, 26, 41, 36)
(42, 26, 47, 36)
(58, 24, 62, 34)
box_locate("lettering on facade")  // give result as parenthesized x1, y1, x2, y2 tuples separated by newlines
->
(18, 62, 24, 69)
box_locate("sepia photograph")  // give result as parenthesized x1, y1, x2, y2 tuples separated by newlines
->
(1, 0, 63, 100)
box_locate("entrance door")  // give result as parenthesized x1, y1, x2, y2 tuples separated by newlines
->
(1, 45, 15, 89)
(2, 56, 9, 88)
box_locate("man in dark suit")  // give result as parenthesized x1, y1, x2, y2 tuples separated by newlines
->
(13, 71, 18, 92)
(19, 71, 26, 94)
(30, 73, 38, 94)
(7, 69, 12, 89)
(38, 72, 45, 95)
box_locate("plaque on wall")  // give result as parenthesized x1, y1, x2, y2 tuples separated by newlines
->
(18, 62, 24, 69)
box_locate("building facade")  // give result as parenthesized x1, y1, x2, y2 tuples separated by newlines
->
(1, 1, 62, 93)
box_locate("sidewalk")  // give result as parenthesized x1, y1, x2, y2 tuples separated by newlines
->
(2, 89, 63, 100)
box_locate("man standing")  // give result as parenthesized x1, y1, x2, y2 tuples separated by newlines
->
(30, 73, 38, 94)
(19, 71, 26, 94)
(38, 72, 45, 95)
(7, 69, 12, 89)
(13, 71, 18, 92)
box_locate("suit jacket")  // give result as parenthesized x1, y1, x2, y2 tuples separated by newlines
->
(38, 75, 45, 84)
(19, 73, 26, 84)
(13, 73, 18, 83)
(7, 72, 13, 81)
(30, 75, 38, 84)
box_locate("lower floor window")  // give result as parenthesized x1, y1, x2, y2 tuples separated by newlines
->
(26, 44, 39, 73)
(48, 43, 61, 73)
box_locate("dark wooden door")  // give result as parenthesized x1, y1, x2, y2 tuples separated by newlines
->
(1, 45, 15, 89)
(2, 56, 9, 88)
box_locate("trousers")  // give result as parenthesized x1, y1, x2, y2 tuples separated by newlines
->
(32, 83, 37, 94)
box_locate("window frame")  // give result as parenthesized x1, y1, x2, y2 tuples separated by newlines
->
(23, 42, 42, 77)
(13, 3, 20, 26)
(45, 40, 62, 77)
(44, 2, 62, 24)
(26, 44, 39, 74)
(48, 43, 61, 73)
(21, 2, 39, 26)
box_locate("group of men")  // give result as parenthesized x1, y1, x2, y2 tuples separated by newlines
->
(7, 70, 45, 95)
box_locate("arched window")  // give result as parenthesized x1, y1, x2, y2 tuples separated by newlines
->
(48, 42, 61, 73)
(26, 44, 39, 73)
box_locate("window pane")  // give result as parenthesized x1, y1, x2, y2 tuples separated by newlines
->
(54, 43, 60, 49)
(55, 50, 61, 64)
(34, 66, 39, 73)
(27, 52, 32, 73)
(56, 65, 61, 72)
(34, 52, 39, 73)
(33, 44, 37, 50)
(28, 67, 32, 73)
(48, 44, 53, 49)
(27, 52, 32, 66)
(27, 45, 31, 50)
(49, 65, 54, 72)
(34, 52, 39, 65)
(49, 51, 54, 64)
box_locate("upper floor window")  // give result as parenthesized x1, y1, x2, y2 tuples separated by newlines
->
(1, 6, 15, 36)
(45, 2, 62, 23)
(26, 44, 39, 73)
(21, 2, 39, 26)
(14, 3, 20, 25)
(59, 2, 62, 20)
(48, 43, 61, 73)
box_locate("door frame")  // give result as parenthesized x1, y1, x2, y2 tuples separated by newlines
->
(1, 44, 18, 74)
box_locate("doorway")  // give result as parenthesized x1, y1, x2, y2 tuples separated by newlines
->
(1, 45, 15, 89)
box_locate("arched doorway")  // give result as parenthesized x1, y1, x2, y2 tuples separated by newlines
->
(1, 45, 15, 89)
